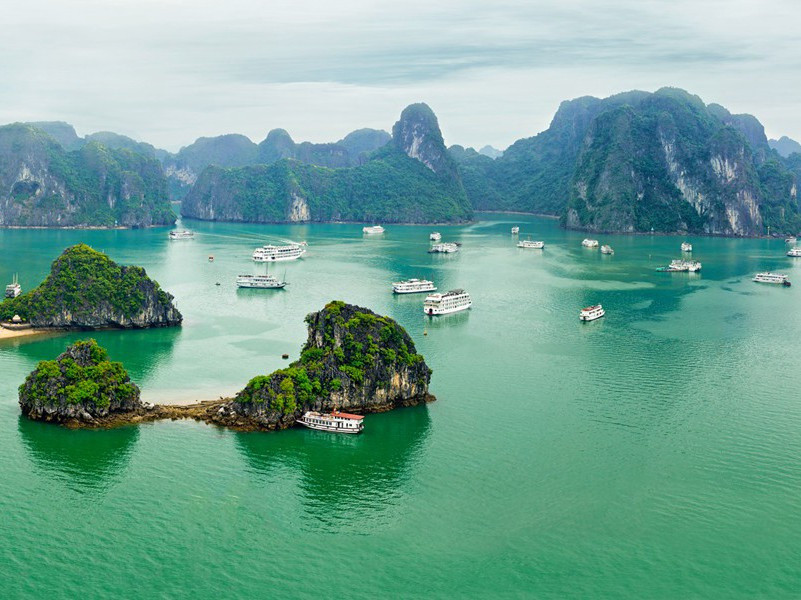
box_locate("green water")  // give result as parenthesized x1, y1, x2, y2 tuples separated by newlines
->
(2, 214, 801, 598)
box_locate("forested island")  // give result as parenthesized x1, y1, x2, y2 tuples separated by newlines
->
(17, 302, 434, 430)
(6, 88, 801, 235)
(0, 244, 182, 329)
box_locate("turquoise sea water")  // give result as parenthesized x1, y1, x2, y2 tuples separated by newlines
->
(2, 214, 801, 598)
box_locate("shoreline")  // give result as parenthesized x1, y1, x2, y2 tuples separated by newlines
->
(0, 326, 62, 342)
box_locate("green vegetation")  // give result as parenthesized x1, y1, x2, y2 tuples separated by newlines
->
(0, 244, 179, 325)
(235, 301, 427, 415)
(0, 123, 173, 227)
(19, 339, 139, 410)
(453, 88, 801, 235)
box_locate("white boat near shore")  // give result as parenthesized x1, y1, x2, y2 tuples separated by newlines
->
(601, 245, 614, 255)
(787, 247, 801, 257)
(429, 242, 459, 253)
(169, 230, 194, 240)
(430, 232, 442, 241)
(517, 240, 544, 249)
(363, 225, 385, 234)
(297, 411, 364, 434)
(681, 242, 692, 252)
(5, 275, 21, 298)
(582, 239, 599, 248)
(511, 226, 520, 235)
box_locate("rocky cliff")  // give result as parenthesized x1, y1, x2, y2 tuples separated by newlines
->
(211, 301, 434, 431)
(182, 103, 471, 224)
(0, 244, 182, 328)
(457, 88, 800, 235)
(19, 339, 142, 424)
(0, 124, 174, 227)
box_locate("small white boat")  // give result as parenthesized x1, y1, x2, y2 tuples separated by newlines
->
(681, 242, 692, 252)
(429, 242, 459, 254)
(430, 232, 442, 241)
(579, 304, 605, 321)
(656, 259, 702, 272)
(169, 230, 194, 240)
(392, 278, 436, 294)
(5, 275, 21, 298)
(600, 245, 614, 255)
(363, 225, 385, 234)
(252, 244, 306, 262)
(753, 272, 791, 286)
(424, 289, 472, 315)
(785, 237, 797, 244)
(236, 274, 286, 289)
(787, 247, 801, 257)
(517, 240, 544, 249)
(581, 239, 599, 248)
(297, 411, 364, 434)
(511, 226, 520, 235)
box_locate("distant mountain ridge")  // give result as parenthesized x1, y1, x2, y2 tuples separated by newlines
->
(769, 136, 801, 158)
(181, 103, 471, 224)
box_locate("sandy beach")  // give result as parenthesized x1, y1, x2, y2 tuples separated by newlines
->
(0, 326, 60, 342)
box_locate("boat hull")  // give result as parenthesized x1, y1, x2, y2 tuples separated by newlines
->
(297, 420, 362, 434)
(237, 283, 286, 289)
(579, 313, 605, 321)
(393, 287, 437, 294)
(424, 303, 471, 315)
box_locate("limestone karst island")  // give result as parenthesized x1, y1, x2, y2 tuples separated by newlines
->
(5, 1, 801, 597)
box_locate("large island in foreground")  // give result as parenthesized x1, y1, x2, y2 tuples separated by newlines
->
(18, 301, 434, 430)
(1, 243, 182, 331)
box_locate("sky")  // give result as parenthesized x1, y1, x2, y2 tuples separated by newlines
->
(2, 0, 800, 152)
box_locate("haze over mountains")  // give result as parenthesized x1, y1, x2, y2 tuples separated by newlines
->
(3, 87, 801, 235)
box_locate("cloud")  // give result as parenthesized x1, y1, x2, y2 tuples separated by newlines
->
(1, 0, 799, 150)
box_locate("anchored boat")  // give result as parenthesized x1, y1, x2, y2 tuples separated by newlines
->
(681, 242, 692, 252)
(753, 272, 791, 286)
(297, 411, 364, 434)
(423, 289, 472, 315)
(236, 274, 287, 289)
(363, 225, 385, 234)
(392, 278, 436, 294)
(601, 245, 614, 255)
(5, 274, 21, 298)
(252, 243, 306, 262)
(429, 242, 459, 254)
(517, 239, 545, 249)
(169, 230, 194, 240)
(581, 239, 599, 248)
(579, 304, 605, 322)
(430, 232, 442, 241)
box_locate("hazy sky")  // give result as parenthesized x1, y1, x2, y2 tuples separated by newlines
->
(3, 0, 800, 151)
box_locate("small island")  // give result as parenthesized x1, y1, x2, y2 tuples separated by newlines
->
(0, 243, 181, 332)
(18, 301, 435, 430)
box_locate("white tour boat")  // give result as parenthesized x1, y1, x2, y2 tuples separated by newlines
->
(753, 272, 791, 286)
(5, 275, 21, 299)
(297, 411, 364, 434)
(511, 226, 520, 235)
(601, 245, 614, 255)
(681, 242, 693, 252)
(392, 278, 437, 294)
(252, 243, 306, 262)
(517, 240, 545, 249)
(423, 289, 472, 315)
(430, 232, 442, 241)
(169, 230, 194, 240)
(582, 239, 599, 248)
(656, 259, 702, 272)
(785, 236, 797, 244)
(363, 225, 385, 234)
(429, 242, 459, 254)
(236, 274, 287, 289)
(579, 304, 605, 321)
(787, 247, 801, 257)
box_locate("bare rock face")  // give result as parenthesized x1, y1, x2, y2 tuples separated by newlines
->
(19, 339, 142, 424)
(0, 244, 182, 329)
(211, 301, 434, 431)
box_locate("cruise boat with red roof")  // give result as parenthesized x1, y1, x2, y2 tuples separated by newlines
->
(297, 411, 364, 434)
(579, 304, 605, 322)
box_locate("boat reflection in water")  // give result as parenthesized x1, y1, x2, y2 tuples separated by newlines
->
(234, 406, 431, 529)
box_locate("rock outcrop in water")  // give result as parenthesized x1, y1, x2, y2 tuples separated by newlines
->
(0, 244, 182, 329)
(210, 301, 434, 430)
(19, 339, 142, 424)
